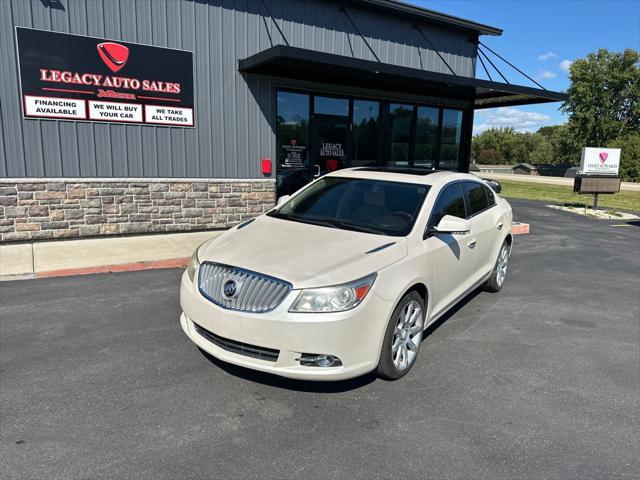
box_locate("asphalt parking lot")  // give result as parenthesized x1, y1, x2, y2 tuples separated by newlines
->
(1, 199, 639, 480)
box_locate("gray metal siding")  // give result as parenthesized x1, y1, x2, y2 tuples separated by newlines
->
(0, 0, 477, 179)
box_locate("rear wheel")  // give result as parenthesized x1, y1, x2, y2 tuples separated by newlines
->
(483, 240, 510, 292)
(377, 291, 425, 380)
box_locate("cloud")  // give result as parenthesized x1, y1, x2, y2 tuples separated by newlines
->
(559, 59, 573, 72)
(538, 51, 557, 61)
(473, 107, 552, 134)
(537, 69, 557, 80)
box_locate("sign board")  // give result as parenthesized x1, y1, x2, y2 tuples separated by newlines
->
(16, 27, 194, 127)
(579, 147, 621, 175)
(573, 176, 621, 194)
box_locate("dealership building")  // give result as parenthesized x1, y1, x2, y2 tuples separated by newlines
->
(0, 0, 565, 242)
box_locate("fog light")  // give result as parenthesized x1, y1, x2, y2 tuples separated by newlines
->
(297, 353, 342, 367)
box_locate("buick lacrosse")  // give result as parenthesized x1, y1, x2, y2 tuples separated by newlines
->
(180, 168, 513, 380)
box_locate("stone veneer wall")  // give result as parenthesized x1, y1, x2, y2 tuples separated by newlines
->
(0, 178, 275, 242)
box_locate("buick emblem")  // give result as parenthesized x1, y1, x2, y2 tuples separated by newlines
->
(222, 279, 238, 299)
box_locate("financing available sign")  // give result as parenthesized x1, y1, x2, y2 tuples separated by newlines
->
(16, 27, 194, 127)
(579, 147, 621, 176)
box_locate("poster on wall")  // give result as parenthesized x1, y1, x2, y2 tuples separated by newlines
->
(16, 27, 194, 127)
(281, 139, 306, 167)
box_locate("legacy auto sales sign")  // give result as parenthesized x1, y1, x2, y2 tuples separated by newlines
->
(16, 27, 194, 127)
(579, 147, 621, 176)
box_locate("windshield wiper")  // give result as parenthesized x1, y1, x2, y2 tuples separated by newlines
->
(268, 211, 338, 229)
(268, 212, 388, 235)
(333, 221, 388, 235)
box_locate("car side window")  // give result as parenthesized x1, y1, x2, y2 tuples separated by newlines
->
(463, 182, 489, 217)
(485, 185, 496, 207)
(428, 182, 466, 231)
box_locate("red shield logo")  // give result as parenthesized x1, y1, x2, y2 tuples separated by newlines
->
(97, 42, 129, 73)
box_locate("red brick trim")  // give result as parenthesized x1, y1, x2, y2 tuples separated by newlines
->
(512, 223, 530, 235)
(37, 257, 190, 278)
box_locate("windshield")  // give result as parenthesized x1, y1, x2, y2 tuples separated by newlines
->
(268, 177, 429, 236)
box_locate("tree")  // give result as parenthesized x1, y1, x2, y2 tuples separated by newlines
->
(609, 133, 640, 182)
(562, 49, 640, 147)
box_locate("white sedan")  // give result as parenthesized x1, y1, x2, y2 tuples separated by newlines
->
(180, 168, 513, 381)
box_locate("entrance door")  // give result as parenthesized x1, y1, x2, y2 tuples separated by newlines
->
(309, 115, 351, 178)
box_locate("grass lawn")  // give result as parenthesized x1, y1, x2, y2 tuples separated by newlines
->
(498, 179, 640, 213)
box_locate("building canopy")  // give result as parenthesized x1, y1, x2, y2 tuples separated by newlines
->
(239, 45, 567, 110)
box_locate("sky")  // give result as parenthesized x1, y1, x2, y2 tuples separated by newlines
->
(410, 0, 640, 135)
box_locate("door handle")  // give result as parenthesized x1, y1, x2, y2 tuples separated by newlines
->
(467, 238, 477, 249)
(496, 222, 504, 230)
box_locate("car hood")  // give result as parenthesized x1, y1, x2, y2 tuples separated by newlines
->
(198, 215, 407, 288)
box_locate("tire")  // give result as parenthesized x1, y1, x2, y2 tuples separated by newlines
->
(377, 291, 425, 380)
(483, 240, 510, 292)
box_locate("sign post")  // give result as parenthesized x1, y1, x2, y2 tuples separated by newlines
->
(574, 147, 622, 210)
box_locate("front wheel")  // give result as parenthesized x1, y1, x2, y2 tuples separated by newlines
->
(377, 291, 425, 380)
(483, 240, 510, 292)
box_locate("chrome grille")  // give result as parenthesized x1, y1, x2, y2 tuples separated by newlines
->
(198, 262, 292, 313)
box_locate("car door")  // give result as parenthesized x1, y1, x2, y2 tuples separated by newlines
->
(462, 181, 501, 281)
(424, 182, 476, 317)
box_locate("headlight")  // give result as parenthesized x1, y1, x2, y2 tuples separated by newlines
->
(289, 273, 377, 313)
(186, 248, 200, 282)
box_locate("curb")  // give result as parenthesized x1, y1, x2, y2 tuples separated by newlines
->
(35, 257, 190, 279)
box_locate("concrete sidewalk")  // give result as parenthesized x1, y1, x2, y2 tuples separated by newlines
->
(1, 223, 529, 281)
(0, 230, 221, 281)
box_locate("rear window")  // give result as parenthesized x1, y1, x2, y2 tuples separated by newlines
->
(463, 182, 489, 216)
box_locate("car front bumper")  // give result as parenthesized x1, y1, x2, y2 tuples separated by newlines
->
(179, 271, 393, 381)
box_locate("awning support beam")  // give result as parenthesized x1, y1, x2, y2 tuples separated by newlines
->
(340, 7, 381, 63)
(259, 0, 290, 47)
(413, 24, 458, 77)
(477, 46, 510, 84)
(478, 40, 546, 90)
(476, 48, 493, 82)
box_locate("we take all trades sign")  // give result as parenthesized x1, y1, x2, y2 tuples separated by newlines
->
(16, 27, 194, 128)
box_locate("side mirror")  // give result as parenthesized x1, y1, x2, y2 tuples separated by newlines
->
(431, 215, 471, 235)
(276, 195, 291, 206)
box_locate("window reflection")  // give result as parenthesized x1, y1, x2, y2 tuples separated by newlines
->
(352, 100, 380, 167)
(414, 106, 438, 169)
(439, 109, 462, 171)
(314, 96, 349, 116)
(387, 103, 413, 167)
(276, 91, 309, 169)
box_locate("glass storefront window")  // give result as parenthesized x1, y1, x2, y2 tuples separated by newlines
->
(314, 96, 349, 116)
(352, 100, 380, 167)
(276, 91, 309, 170)
(414, 106, 438, 169)
(439, 109, 463, 171)
(276, 89, 467, 191)
(387, 103, 413, 167)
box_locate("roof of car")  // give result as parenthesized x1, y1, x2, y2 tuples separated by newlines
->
(326, 167, 467, 186)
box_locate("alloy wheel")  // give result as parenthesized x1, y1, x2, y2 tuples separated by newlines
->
(496, 244, 509, 287)
(391, 300, 423, 371)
